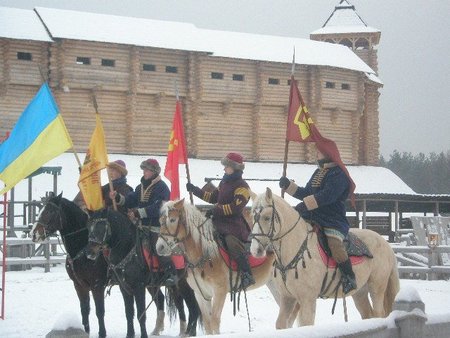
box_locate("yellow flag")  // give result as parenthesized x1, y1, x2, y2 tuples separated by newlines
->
(78, 114, 109, 211)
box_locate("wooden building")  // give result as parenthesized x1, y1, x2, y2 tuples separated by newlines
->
(0, 2, 382, 165)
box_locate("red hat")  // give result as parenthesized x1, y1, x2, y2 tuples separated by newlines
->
(221, 152, 245, 171)
(140, 158, 161, 174)
(107, 159, 128, 176)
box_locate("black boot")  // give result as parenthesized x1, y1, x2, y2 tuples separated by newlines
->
(236, 255, 255, 290)
(159, 256, 179, 287)
(338, 259, 357, 294)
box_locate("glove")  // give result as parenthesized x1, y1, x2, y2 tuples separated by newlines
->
(205, 209, 214, 219)
(279, 176, 291, 189)
(294, 203, 307, 214)
(186, 182, 195, 192)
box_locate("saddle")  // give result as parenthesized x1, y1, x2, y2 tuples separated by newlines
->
(314, 225, 373, 269)
(218, 242, 267, 271)
(136, 226, 185, 271)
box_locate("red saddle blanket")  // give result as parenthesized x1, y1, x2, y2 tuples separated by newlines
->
(142, 248, 185, 271)
(318, 244, 365, 269)
(219, 247, 267, 271)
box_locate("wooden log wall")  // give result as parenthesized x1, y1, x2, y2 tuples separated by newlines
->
(0, 37, 381, 166)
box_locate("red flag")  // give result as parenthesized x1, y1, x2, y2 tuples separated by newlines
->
(164, 100, 188, 200)
(286, 76, 356, 207)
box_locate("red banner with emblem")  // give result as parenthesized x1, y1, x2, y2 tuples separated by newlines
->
(164, 100, 188, 200)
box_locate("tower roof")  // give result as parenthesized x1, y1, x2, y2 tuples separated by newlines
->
(311, 0, 380, 35)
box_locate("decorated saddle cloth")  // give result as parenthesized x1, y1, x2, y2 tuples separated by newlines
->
(137, 226, 185, 271)
(218, 242, 267, 271)
(314, 225, 373, 268)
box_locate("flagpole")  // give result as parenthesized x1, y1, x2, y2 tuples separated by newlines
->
(282, 48, 296, 198)
(174, 82, 194, 205)
(92, 92, 117, 211)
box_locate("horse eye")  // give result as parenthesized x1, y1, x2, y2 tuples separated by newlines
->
(263, 216, 270, 222)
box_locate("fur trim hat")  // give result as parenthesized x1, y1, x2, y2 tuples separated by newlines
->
(221, 152, 245, 171)
(107, 160, 128, 176)
(140, 158, 161, 174)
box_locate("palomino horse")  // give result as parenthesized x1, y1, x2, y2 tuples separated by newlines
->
(31, 194, 109, 338)
(156, 199, 276, 335)
(86, 209, 200, 337)
(250, 188, 400, 328)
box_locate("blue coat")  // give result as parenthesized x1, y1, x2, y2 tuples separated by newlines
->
(123, 177, 170, 227)
(292, 165, 350, 235)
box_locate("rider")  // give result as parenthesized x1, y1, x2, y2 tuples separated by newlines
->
(109, 158, 178, 286)
(279, 142, 357, 294)
(186, 152, 255, 290)
(102, 159, 133, 215)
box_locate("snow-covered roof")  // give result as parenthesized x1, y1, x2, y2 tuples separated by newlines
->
(311, 0, 380, 35)
(33, 7, 377, 77)
(0, 7, 52, 42)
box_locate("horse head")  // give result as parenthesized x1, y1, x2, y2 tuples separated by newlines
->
(31, 193, 65, 243)
(86, 210, 111, 260)
(157, 199, 187, 256)
(250, 187, 300, 257)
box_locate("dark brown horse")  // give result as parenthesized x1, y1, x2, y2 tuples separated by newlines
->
(31, 193, 108, 338)
(86, 208, 201, 337)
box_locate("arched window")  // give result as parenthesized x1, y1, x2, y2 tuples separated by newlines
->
(355, 38, 369, 50)
(339, 38, 353, 48)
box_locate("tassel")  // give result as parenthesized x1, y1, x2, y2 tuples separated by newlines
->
(201, 270, 205, 278)
(274, 269, 277, 278)
(302, 260, 306, 269)
(307, 249, 312, 259)
(295, 269, 298, 279)
(209, 260, 213, 268)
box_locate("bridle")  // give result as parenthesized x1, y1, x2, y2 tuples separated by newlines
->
(250, 199, 313, 284)
(88, 218, 112, 246)
(250, 199, 302, 246)
(158, 212, 189, 255)
(34, 201, 65, 240)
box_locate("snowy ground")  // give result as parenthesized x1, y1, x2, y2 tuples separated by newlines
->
(0, 264, 449, 337)
(1, 153, 449, 337)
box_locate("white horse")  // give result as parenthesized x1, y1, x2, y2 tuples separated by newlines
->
(156, 199, 278, 335)
(250, 188, 400, 328)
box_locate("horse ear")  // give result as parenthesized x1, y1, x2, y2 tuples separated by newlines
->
(57, 192, 63, 199)
(265, 187, 273, 203)
(174, 198, 185, 210)
(249, 189, 257, 201)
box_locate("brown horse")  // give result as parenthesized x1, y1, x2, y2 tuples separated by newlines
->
(31, 194, 108, 337)
(156, 199, 276, 335)
(250, 188, 400, 328)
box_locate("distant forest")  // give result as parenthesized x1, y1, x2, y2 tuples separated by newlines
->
(379, 151, 450, 194)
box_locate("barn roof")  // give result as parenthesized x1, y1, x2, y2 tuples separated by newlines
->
(16, 6, 376, 80)
(311, 0, 380, 35)
(0, 7, 52, 42)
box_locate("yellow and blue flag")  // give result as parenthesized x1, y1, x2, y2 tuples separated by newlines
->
(0, 83, 73, 195)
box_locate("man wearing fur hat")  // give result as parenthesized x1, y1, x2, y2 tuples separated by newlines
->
(109, 158, 178, 286)
(101, 160, 133, 215)
(186, 152, 255, 290)
(279, 143, 357, 294)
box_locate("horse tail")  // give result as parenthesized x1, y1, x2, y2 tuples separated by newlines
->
(384, 260, 400, 315)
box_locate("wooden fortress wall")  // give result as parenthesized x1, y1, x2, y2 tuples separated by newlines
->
(0, 38, 380, 165)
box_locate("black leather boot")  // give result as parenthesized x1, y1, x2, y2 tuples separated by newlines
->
(338, 259, 357, 294)
(159, 256, 179, 287)
(236, 255, 255, 290)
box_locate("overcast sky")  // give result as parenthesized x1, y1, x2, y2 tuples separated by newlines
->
(1, 0, 449, 157)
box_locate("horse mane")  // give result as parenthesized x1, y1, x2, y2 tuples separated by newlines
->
(162, 201, 219, 258)
(58, 197, 89, 228)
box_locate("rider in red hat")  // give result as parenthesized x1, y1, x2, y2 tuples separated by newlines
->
(186, 152, 255, 290)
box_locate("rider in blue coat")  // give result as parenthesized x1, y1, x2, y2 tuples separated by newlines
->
(279, 143, 357, 294)
(110, 158, 177, 286)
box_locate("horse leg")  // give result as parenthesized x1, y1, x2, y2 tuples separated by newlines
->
(352, 284, 373, 319)
(180, 280, 200, 337)
(134, 286, 149, 338)
(276, 295, 297, 329)
(296, 298, 317, 326)
(147, 287, 165, 336)
(287, 302, 300, 327)
(170, 286, 188, 336)
(120, 286, 136, 338)
(210, 289, 227, 334)
(92, 287, 106, 338)
(194, 293, 213, 335)
(74, 284, 90, 333)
